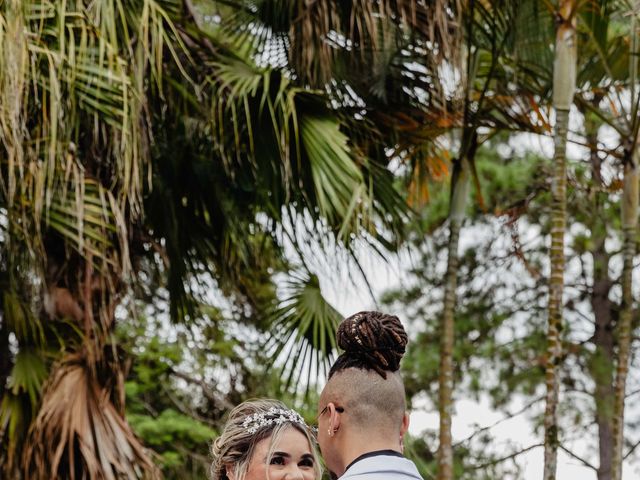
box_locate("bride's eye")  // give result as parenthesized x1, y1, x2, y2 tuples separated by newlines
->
(299, 458, 314, 468)
(270, 456, 285, 465)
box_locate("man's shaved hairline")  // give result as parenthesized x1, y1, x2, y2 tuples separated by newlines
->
(323, 367, 406, 432)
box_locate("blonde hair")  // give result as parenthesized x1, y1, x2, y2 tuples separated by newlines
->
(210, 399, 322, 480)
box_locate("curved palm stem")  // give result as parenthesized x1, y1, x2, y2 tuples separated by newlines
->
(543, 2, 577, 479)
(436, 155, 470, 480)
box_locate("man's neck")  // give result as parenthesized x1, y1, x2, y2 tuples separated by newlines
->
(337, 434, 402, 477)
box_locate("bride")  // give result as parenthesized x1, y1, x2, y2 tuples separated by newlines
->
(210, 399, 321, 480)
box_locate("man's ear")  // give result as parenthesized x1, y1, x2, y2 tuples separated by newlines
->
(400, 412, 410, 436)
(328, 402, 342, 434)
(399, 412, 410, 453)
(225, 464, 236, 480)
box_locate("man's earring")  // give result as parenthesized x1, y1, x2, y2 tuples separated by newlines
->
(327, 428, 333, 437)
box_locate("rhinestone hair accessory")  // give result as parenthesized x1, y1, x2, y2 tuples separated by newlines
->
(241, 407, 307, 434)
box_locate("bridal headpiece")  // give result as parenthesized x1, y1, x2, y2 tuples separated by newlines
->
(241, 407, 307, 434)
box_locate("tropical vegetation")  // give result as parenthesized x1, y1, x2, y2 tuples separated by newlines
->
(0, 1, 639, 480)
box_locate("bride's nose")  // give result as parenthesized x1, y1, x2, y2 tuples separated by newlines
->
(282, 465, 305, 479)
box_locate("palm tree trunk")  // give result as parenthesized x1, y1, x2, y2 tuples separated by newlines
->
(543, 2, 577, 479)
(611, 6, 640, 479)
(437, 156, 470, 480)
(611, 147, 639, 480)
(23, 256, 160, 480)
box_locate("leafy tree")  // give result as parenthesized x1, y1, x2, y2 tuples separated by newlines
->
(384, 137, 640, 479)
(426, 2, 552, 477)
(414, 2, 638, 479)
(0, 1, 463, 478)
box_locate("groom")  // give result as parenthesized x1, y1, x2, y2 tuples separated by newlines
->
(315, 311, 423, 480)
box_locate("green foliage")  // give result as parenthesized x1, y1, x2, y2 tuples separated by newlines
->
(130, 409, 216, 446)
(1, 0, 639, 479)
(8, 351, 47, 408)
(119, 316, 217, 478)
(404, 430, 523, 480)
(267, 273, 341, 393)
(385, 129, 640, 477)
(2, 291, 43, 347)
(128, 410, 215, 474)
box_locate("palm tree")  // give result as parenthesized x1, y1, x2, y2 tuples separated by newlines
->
(473, 2, 637, 478)
(611, 5, 640, 478)
(542, 1, 577, 478)
(435, 37, 472, 480)
(1, 0, 162, 475)
(568, 2, 640, 478)
(433, 2, 553, 477)
(436, 155, 470, 480)
(0, 1, 462, 478)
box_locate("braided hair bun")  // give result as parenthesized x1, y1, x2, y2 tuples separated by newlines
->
(329, 311, 408, 379)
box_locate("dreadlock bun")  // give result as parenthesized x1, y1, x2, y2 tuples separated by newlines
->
(329, 311, 408, 379)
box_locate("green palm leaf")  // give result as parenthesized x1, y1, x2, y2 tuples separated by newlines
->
(2, 291, 44, 347)
(266, 272, 341, 396)
(205, 50, 410, 241)
(299, 115, 365, 230)
(7, 350, 47, 408)
(0, 394, 29, 473)
(45, 178, 123, 270)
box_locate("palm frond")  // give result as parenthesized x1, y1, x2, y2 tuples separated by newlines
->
(23, 354, 160, 480)
(203, 48, 410, 240)
(577, 0, 634, 129)
(2, 291, 44, 347)
(265, 272, 341, 396)
(1, 0, 194, 273)
(220, 0, 463, 87)
(299, 115, 366, 230)
(45, 176, 125, 273)
(0, 394, 30, 473)
(7, 350, 47, 409)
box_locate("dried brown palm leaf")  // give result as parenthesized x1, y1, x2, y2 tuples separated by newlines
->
(286, 0, 463, 86)
(23, 354, 160, 480)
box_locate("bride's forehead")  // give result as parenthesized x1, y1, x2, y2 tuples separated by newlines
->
(256, 428, 311, 452)
(276, 427, 309, 445)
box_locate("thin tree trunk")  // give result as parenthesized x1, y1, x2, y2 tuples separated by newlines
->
(611, 147, 639, 480)
(591, 236, 615, 480)
(437, 156, 470, 480)
(436, 9, 475, 473)
(543, 2, 577, 479)
(586, 111, 615, 480)
(592, 265, 615, 480)
(611, 6, 640, 478)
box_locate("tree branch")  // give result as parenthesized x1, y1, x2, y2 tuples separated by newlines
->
(624, 438, 640, 460)
(470, 443, 543, 470)
(454, 396, 544, 447)
(170, 368, 235, 411)
(558, 444, 597, 471)
(161, 384, 218, 428)
(626, 387, 640, 399)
